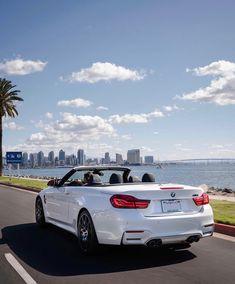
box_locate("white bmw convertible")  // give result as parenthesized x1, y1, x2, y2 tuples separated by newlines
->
(35, 166, 214, 254)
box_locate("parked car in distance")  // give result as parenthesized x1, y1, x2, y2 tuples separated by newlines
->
(35, 166, 214, 254)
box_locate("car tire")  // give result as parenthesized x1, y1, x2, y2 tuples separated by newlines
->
(77, 210, 98, 255)
(35, 197, 46, 227)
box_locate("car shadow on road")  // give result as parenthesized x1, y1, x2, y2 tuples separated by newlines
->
(0, 223, 196, 276)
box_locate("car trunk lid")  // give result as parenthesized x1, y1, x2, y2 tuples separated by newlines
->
(108, 183, 204, 216)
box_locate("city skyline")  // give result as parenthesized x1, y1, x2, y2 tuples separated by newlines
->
(1, 1, 235, 160)
(5, 148, 154, 166)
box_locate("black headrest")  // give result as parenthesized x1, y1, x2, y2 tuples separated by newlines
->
(109, 173, 123, 184)
(129, 175, 141, 183)
(142, 173, 155, 182)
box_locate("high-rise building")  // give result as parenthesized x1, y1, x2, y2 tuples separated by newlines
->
(127, 149, 140, 164)
(22, 152, 28, 166)
(66, 154, 76, 165)
(86, 158, 98, 165)
(37, 151, 44, 167)
(104, 152, 110, 164)
(77, 149, 84, 165)
(29, 153, 37, 168)
(59, 150, 65, 160)
(48, 151, 55, 165)
(116, 153, 124, 165)
(55, 156, 59, 166)
(145, 155, 154, 164)
(58, 149, 65, 166)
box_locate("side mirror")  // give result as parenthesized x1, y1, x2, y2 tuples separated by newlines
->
(47, 179, 59, 187)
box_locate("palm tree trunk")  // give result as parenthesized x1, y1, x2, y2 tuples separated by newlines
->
(0, 116, 2, 176)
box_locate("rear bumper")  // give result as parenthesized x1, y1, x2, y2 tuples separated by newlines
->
(94, 204, 214, 245)
(122, 229, 213, 246)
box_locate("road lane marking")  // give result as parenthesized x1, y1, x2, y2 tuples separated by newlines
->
(5, 253, 37, 284)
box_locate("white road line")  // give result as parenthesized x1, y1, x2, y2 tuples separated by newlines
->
(5, 253, 37, 284)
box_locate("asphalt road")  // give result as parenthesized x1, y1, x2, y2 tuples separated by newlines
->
(0, 185, 234, 284)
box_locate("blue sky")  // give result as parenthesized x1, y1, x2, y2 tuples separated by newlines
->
(1, 0, 235, 160)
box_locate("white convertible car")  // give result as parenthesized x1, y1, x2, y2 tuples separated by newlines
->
(35, 166, 214, 254)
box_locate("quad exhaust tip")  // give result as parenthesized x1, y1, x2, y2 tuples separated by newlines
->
(146, 239, 162, 248)
(186, 235, 200, 243)
(146, 235, 201, 247)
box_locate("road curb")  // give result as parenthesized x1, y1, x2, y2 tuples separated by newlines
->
(0, 182, 40, 193)
(214, 223, 235, 237)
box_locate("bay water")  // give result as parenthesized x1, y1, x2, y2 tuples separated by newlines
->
(4, 162, 235, 191)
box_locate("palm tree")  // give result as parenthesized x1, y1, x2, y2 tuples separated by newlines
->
(0, 78, 24, 175)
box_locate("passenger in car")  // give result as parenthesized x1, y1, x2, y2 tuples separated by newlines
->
(83, 171, 92, 185)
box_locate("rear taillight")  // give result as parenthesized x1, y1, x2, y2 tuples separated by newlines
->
(193, 193, 209, 206)
(110, 194, 150, 209)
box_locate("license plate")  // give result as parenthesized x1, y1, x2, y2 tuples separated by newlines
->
(161, 200, 181, 213)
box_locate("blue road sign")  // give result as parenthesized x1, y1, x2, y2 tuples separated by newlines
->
(6, 152, 22, 164)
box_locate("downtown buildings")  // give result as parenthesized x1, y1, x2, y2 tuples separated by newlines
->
(17, 148, 155, 168)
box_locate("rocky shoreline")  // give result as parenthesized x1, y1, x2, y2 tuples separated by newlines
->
(200, 184, 235, 197)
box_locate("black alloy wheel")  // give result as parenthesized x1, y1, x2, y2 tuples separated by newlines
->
(35, 197, 46, 227)
(78, 210, 98, 255)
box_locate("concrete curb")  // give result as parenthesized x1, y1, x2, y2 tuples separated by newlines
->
(214, 223, 235, 237)
(0, 182, 40, 193)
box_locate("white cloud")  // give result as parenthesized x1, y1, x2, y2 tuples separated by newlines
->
(3, 122, 24, 130)
(64, 62, 145, 83)
(211, 144, 224, 149)
(209, 148, 235, 156)
(54, 113, 113, 133)
(209, 144, 235, 156)
(179, 60, 235, 106)
(96, 106, 109, 111)
(45, 112, 53, 119)
(186, 60, 235, 77)
(0, 58, 47, 75)
(35, 120, 45, 128)
(57, 98, 92, 108)
(180, 148, 192, 152)
(140, 146, 153, 152)
(109, 110, 164, 124)
(174, 143, 192, 152)
(163, 105, 179, 112)
(24, 112, 115, 151)
(121, 134, 132, 140)
(174, 143, 182, 147)
(109, 114, 149, 124)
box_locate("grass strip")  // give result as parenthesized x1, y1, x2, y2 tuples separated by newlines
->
(210, 199, 235, 226)
(0, 176, 47, 191)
